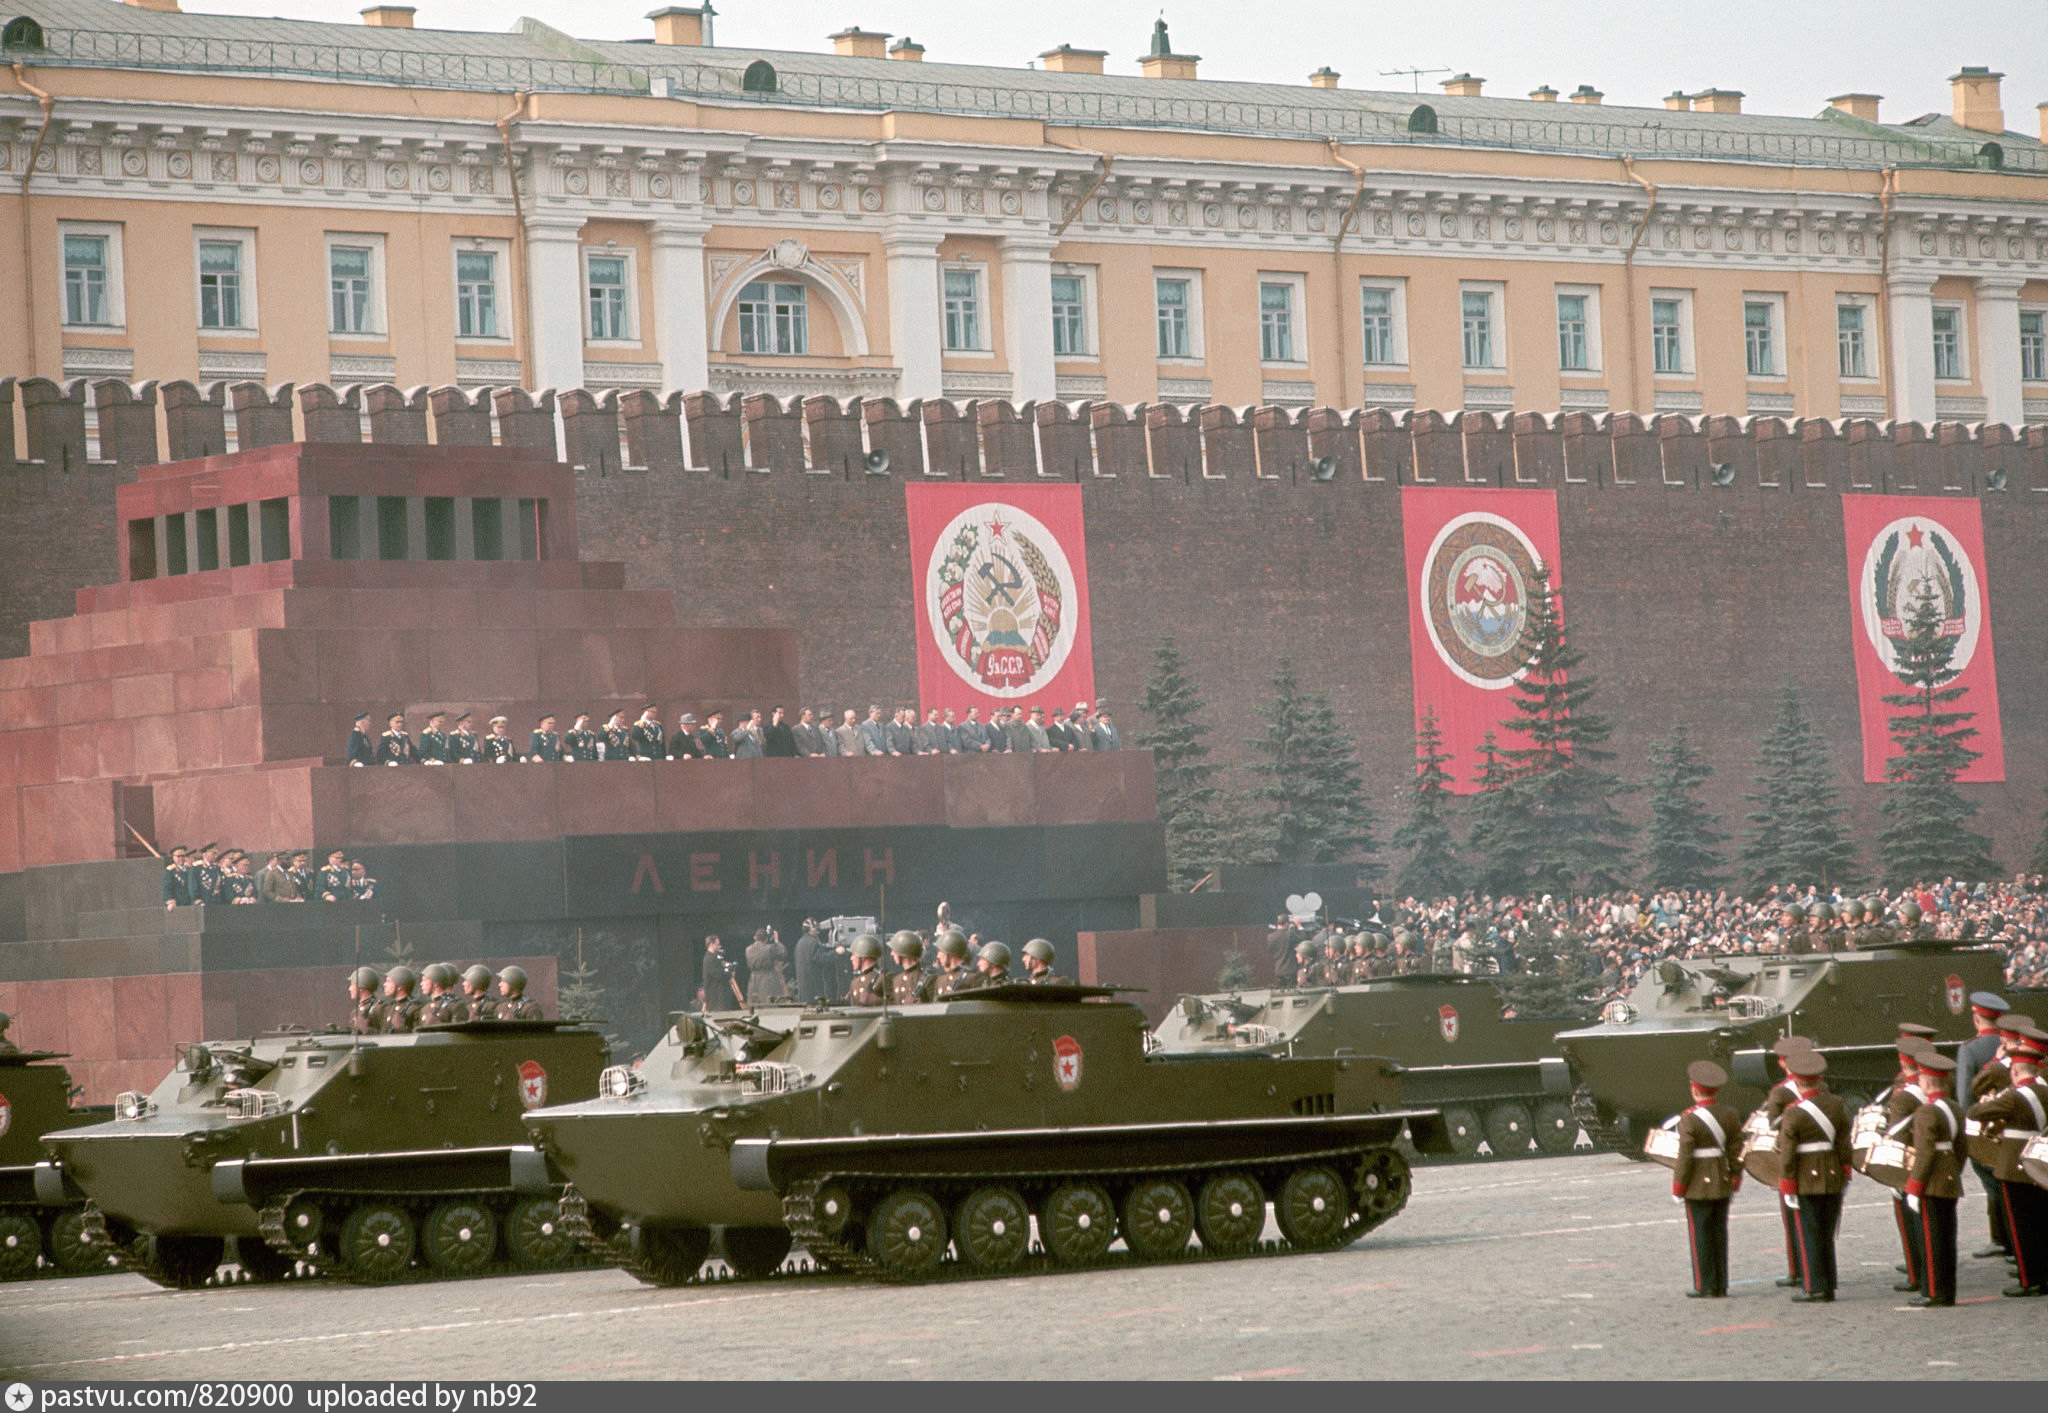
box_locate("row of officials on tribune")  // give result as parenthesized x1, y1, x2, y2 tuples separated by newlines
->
(1652, 990, 2048, 1306)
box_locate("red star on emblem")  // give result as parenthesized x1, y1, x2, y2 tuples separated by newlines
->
(1906, 525, 1924, 548)
(987, 514, 1008, 539)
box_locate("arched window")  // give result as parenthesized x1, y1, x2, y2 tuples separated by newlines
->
(742, 60, 776, 94)
(2, 17, 45, 49)
(1978, 141, 2004, 171)
(1407, 104, 1438, 135)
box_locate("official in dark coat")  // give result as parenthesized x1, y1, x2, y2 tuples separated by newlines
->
(763, 706, 799, 758)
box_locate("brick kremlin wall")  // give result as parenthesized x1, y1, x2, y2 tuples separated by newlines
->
(3, 374, 2046, 873)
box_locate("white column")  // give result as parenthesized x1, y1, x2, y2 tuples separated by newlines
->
(999, 235, 1058, 404)
(1885, 271, 1938, 424)
(1974, 274, 2026, 428)
(523, 216, 587, 392)
(883, 231, 945, 402)
(650, 221, 711, 395)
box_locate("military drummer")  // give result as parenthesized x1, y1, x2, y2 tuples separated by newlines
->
(1775, 1049, 1854, 1304)
(1671, 1060, 1743, 1299)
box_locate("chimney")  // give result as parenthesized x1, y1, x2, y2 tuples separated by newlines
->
(1440, 73, 1484, 98)
(1040, 44, 1107, 75)
(1827, 93, 1882, 122)
(1692, 88, 1743, 113)
(829, 26, 890, 59)
(1528, 85, 1558, 102)
(1663, 90, 1689, 110)
(121, 0, 182, 12)
(648, 5, 714, 45)
(1308, 67, 1340, 90)
(1950, 66, 2005, 134)
(359, 5, 414, 25)
(1568, 84, 1603, 105)
(1137, 19, 1197, 80)
(888, 35, 923, 61)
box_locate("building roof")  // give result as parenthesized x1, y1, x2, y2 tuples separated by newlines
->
(5, 0, 2043, 174)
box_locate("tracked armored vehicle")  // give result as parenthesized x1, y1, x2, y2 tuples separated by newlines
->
(1151, 976, 1577, 1159)
(37, 1020, 608, 1288)
(1558, 941, 2004, 1153)
(0, 1051, 115, 1279)
(525, 984, 1449, 1284)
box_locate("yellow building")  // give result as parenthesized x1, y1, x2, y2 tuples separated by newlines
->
(6, 0, 2048, 424)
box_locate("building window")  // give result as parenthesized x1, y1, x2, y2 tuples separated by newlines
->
(1931, 305, 1963, 380)
(737, 280, 808, 355)
(943, 269, 982, 351)
(1361, 286, 1397, 365)
(329, 245, 374, 334)
(63, 233, 111, 326)
(1156, 276, 1192, 359)
(1743, 299, 1778, 377)
(587, 254, 630, 341)
(1837, 302, 1867, 379)
(197, 239, 245, 330)
(1651, 298, 1684, 374)
(1556, 292, 1589, 371)
(1051, 274, 1088, 357)
(1461, 288, 1498, 369)
(2022, 310, 2046, 383)
(1259, 281, 1295, 363)
(456, 250, 498, 339)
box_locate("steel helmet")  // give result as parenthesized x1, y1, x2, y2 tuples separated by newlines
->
(351, 966, 381, 989)
(1863, 896, 1885, 918)
(851, 934, 883, 960)
(1023, 938, 1056, 964)
(979, 941, 1012, 968)
(463, 964, 495, 989)
(498, 964, 529, 993)
(1838, 899, 1863, 921)
(888, 930, 924, 960)
(386, 965, 417, 992)
(934, 931, 969, 959)
(1809, 903, 1834, 923)
(424, 962, 459, 988)
(1779, 904, 1805, 922)
(1296, 939, 1321, 959)
(1898, 901, 1923, 926)
(1394, 928, 1418, 947)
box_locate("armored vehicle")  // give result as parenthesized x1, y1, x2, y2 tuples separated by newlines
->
(525, 984, 1449, 1284)
(37, 1020, 608, 1288)
(1151, 976, 1577, 1159)
(1557, 941, 2004, 1152)
(0, 1051, 115, 1279)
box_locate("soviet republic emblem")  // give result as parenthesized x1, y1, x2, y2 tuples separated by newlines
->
(1420, 513, 1544, 690)
(926, 503, 1078, 696)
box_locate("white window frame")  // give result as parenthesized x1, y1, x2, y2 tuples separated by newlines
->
(58, 221, 125, 331)
(1050, 263, 1096, 360)
(1835, 295, 1875, 382)
(1358, 278, 1408, 368)
(1649, 288, 1694, 377)
(194, 227, 256, 334)
(1553, 283, 1602, 375)
(941, 262, 991, 355)
(324, 232, 387, 339)
(1930, 302, 1967, 382)
(736, 279, 810, 357)
(1258, 272, 1308, 367)
(1459, 281, 1505, 371)
(1154, 269, 1204, 363)
(2021, 306, 2048, 384)
(452, 238, 513, 344)
(583, 245, 639, 346)
(1742, 292, 1786, 380)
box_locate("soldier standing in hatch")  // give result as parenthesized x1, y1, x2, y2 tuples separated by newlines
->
(1774, 903, 1811, 955)
(1905, 1051, 1965, 1307)
(461, 964, 496, 1020)
(886, 932, 931, 1003)
(845, 934, 888, 1005)
(1775, 1050, 1853, 1303)
(0, 1011, 18, 1055)
(1020, 938, 1069, 985)
(1671, 1060, 1742, 1299)
(928, 930, 973, 997)
(698, 936, 744, 1011)
(346, 966, 383, 1033)
(495, 966, 544, 1021)
(369, 966, 421, 1033)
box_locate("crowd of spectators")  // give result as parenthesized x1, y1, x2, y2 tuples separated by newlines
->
(162, 843, 376, 909)
(345, 701, 1121, 766)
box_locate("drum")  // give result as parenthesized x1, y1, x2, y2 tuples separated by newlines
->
(2020, 1133, 2048, 1191)
(1642, 1124, 1681, 1170)
(1848, 1103, 1886, 1155)
(1862, 1137, 1911, 1191)
(1739, 1107, 1782, 1185)
(1965, 1117, 2003, 1167)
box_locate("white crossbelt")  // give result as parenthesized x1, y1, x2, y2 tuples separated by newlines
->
(1795, 1141, 1835, 1152)
(1692, 1148, 1724, 1158)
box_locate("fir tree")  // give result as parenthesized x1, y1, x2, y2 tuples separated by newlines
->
(1465, 730, 1531, 896)
(1740, 684, 1862, 892)
(1216, 951, 1256, 991)
(557, 930, 606, 1023)
(1640, 725, 1730, 890)
(1241, 659, 1377, 866)
(1493, 566, 1635, 897)
(1494, 915, 1603, 1023)
(1391, 705, 1463, 900)
(1877, 586, 1999, 884)
(1134, 631, 1231, 888)
(2029, 799, 2048, 878)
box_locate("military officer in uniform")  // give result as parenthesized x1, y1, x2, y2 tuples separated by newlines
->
(346, 710, 376, 767)
(845, 934, 889, 1005)
(563, 714, 601, 762)
(417, 711, 450, 764)
(1021, 938, 1069, 985)
(316, 848, 351, 902)
(527, 714, 562, 763)
(629, 706, 665, 761)
(370, 966, 421, 1033)
(1958, 990, 2014, 1260)
(481, 715, 518, 763)
(886, 931, 931, 1004)
(1967, 1032, 2048, 1296)
(375, 712, 416, 765)
(448, 712, 481, 764)
(495, 966, 544, 1021)
(1905, 1051, 1965, 1306)
(602, 710, 632, 760)
(699, 936, 744, 1011)
(928, 930, 973, 997)
(162, 845, 193, 909)
(1671, 1059, 1743, 1298)
(460, 964, 496, 1019)
(744, 928, 789, 1007)
(1775, 1050, 1853, 1302)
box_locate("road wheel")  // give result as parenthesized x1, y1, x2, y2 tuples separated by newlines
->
(0, 1212, 43, 1280)
(952, 1187, 1030, 1272)
(1194, 1173, 1265, 1255)
(625, 1223, 710, 1287)
(503, 1197, 574, 1270)
(147, 1234, 224, 1289)
(1533, 1100, 1579, 1155)
(338, 1204, 415, 1283)
(1275, 1165, 1351, 1250)
(721, 1226, 792, 1280)
(1120, 1178, 1194, 1262)
(422, 1201, 498, 1275)
(233, 1236, 295, 1283)
(280, 1201, 324, 1255)
(865, 1189, 948, 1278)
(1356, 1150, 1412, 1227)
(45, 1210, 106, 1276)
(1485, 1101, 1535, 1158)
(1040, 1182, 1116, 1266)
(1441, 1105, 1484, 1158)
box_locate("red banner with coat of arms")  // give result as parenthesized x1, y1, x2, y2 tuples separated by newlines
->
(905, 484, 1095, 717)
(1400, 487, 1564, 794)
(1842, 496, 2003, 783)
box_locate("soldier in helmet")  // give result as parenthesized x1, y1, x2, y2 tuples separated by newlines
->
(461, 964, 497, 1020)
(347, 966, 382, 1034)
(1858, 898, 1894, 949)
(886, 931, 931, 1004)
(370, 965, 421, 1033)
(1897, 899, 1927, 942)
(844, 934, 888, 1006)
(495, 965, 544, 1021)
(1296, 938, 1336, 988)
(928, 930, 973, 998)
(1807, 902, 1836, 951)
(973, 940, 1013, 987)
(418, 963, 469, 1024)
(1775, 903, 1811, 956)
(0, 1011, 17, 1055)
(1020, 938, 1069, 985)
